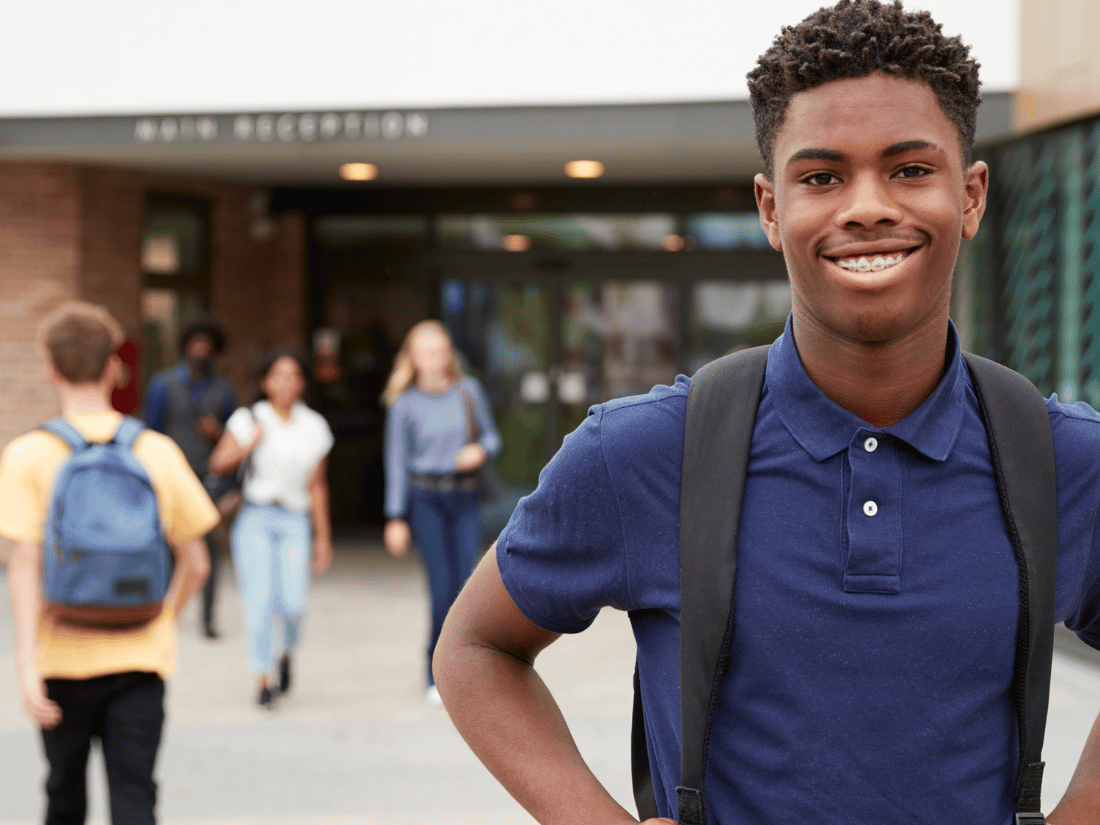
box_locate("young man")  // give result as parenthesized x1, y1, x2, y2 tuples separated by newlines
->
(433, 2, 1100, 823)
(143, 317, 237, 638)
(2, 301, 217, 825)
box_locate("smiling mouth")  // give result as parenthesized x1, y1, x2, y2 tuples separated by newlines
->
(828, 249, 916, 273)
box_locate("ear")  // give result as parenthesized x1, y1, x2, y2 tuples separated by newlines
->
(961, 160, 989, 241)
(45, 361, 64, 386)
(755, 173, 783, 252)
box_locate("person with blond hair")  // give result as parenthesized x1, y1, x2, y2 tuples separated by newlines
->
(1, 300, 216, 825)
(382, 320, 500, 704)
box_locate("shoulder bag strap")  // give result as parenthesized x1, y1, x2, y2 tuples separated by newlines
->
(963, 353, 1057, 823)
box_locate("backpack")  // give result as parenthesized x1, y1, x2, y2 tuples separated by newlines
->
(631, 346, 1056, 825)
(41, 416, 172, 629)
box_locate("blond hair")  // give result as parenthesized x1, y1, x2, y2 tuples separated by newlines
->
(38, 301, 125, 383)
(381, 320, 462, 407)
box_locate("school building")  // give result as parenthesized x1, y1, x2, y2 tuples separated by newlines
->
(0, 0, 1089, 527)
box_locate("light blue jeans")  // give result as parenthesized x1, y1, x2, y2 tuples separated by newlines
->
(231, 503, 312, 677)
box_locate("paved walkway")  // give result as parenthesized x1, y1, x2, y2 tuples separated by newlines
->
(1, 536, 1100, 823)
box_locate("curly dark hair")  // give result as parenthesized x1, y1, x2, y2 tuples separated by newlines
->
(178, 316, 227, 355)
(747, 0, 981, 178)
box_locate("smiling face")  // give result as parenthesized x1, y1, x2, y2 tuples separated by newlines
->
(755, 73, 988, 350)
(261, 356, 305, 408)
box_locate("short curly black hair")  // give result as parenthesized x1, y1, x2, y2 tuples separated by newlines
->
(178, 316, 226, 355)
(747, 0, 981, 178)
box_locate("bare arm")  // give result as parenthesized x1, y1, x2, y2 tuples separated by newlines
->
(7, 540, 61, 728)
(208, 423, 262, 476)
(433, 546, 673, 825)
(162, 535, 209, 619)
(1049, 708, 1100, 823)
(308, 457, 332, 575)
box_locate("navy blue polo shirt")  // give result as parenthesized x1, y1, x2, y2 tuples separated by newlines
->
(497, 317, 1100, 824)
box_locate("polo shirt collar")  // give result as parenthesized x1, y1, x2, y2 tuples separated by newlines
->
(767, 315, 965, 463)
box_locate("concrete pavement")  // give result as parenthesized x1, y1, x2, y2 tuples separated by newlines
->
(2, 536, 1100, 823)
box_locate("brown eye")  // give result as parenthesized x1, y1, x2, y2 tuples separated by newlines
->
(896, 166, 929, 179)
(805, 172, 839, 186)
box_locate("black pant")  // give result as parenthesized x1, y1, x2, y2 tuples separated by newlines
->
(41, 671, 165, 825)
(201, 526, 223, 629)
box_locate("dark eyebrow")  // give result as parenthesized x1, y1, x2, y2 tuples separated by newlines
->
(785, 140, 944, 169)
(882, 139, 940, 158)
(786, 148, 844, 166)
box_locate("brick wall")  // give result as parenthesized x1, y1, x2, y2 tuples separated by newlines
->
(0, 161, 307, 561)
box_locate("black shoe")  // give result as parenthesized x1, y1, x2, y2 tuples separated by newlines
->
(257, 685, 276, 710)
(278, 654, 292, 694)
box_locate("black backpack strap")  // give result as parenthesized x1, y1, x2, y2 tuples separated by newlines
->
(629, 346, 769, 822)
(963, 353, 1057, 823)
(676, 345, 770, 825)
(631, 661, 658, 820)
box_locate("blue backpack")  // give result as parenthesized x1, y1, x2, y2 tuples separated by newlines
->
(42, 416, 172, 629)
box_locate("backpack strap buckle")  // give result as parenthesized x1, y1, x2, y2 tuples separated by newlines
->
(1015, 814, 1045, 824)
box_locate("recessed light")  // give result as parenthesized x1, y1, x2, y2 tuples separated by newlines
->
(565, 159, 604, 179)
(340, 162, 378, 181)
(502, 234, 531, 252)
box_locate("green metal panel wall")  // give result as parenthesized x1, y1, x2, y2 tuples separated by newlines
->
(968, 118, 1100, 404)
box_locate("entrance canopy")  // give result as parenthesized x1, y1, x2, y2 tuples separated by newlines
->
(0, 95, 1015, 186)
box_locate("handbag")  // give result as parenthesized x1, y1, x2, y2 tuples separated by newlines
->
(460, 382, 504, 504)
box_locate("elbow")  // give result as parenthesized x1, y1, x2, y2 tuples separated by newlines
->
(208, 455, 232, 476)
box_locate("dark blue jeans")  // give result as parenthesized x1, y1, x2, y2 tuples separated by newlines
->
(41, 671, 165, 825)
(408, 487, 480, 685)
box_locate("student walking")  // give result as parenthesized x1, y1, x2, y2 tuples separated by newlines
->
(210, 350, 333, 709)
(1, 301, 216, 825)
(143, 316, 237, 639)
(434, 3, 1100, 823)
(382, 320, 501, 704)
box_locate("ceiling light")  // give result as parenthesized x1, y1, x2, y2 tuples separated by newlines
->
(565, 159, 604, 179)
(502, 234, 531, 252)
(339, 162, 378, 181)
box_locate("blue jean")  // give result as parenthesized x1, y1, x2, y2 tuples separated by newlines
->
(408, 487, 480, 685)
(231, 503, 312, 677)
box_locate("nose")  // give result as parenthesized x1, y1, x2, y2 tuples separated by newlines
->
(835, 172, 903, 228)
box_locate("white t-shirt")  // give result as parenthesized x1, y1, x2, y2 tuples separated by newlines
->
(226, 401, 334, 513)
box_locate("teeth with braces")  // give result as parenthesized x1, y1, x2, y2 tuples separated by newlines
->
(834, 252, 908, 272)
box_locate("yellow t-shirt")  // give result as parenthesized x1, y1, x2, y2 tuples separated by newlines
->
(0, 412, 220, 679)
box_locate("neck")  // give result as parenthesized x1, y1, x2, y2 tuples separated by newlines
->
(268, 399, 295, 421)
(57, 382, 116, 417)
(793, 317, 950, 429)
(417, 374, 453, 393)
(187, 360, 210, 379)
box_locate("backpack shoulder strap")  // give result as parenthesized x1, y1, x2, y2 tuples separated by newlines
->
(677, 345, 769, 825)
(963, 353, 1057, 822)
(631, 346, 770, 821)
(41, 417, 88, 452)
(111, 416, 145, 450)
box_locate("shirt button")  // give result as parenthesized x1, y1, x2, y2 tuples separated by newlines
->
(864, 437, 878, 453)
(863, 500, 878, 517)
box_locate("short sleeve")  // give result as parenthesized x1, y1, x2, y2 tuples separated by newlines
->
(315, 414, 334, 459)
(0, 434, 55, 542)
(225, 406, 256, 445)
(497, 407, 630, 634)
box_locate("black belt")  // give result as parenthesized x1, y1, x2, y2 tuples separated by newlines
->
(409, 472, 478, 494)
